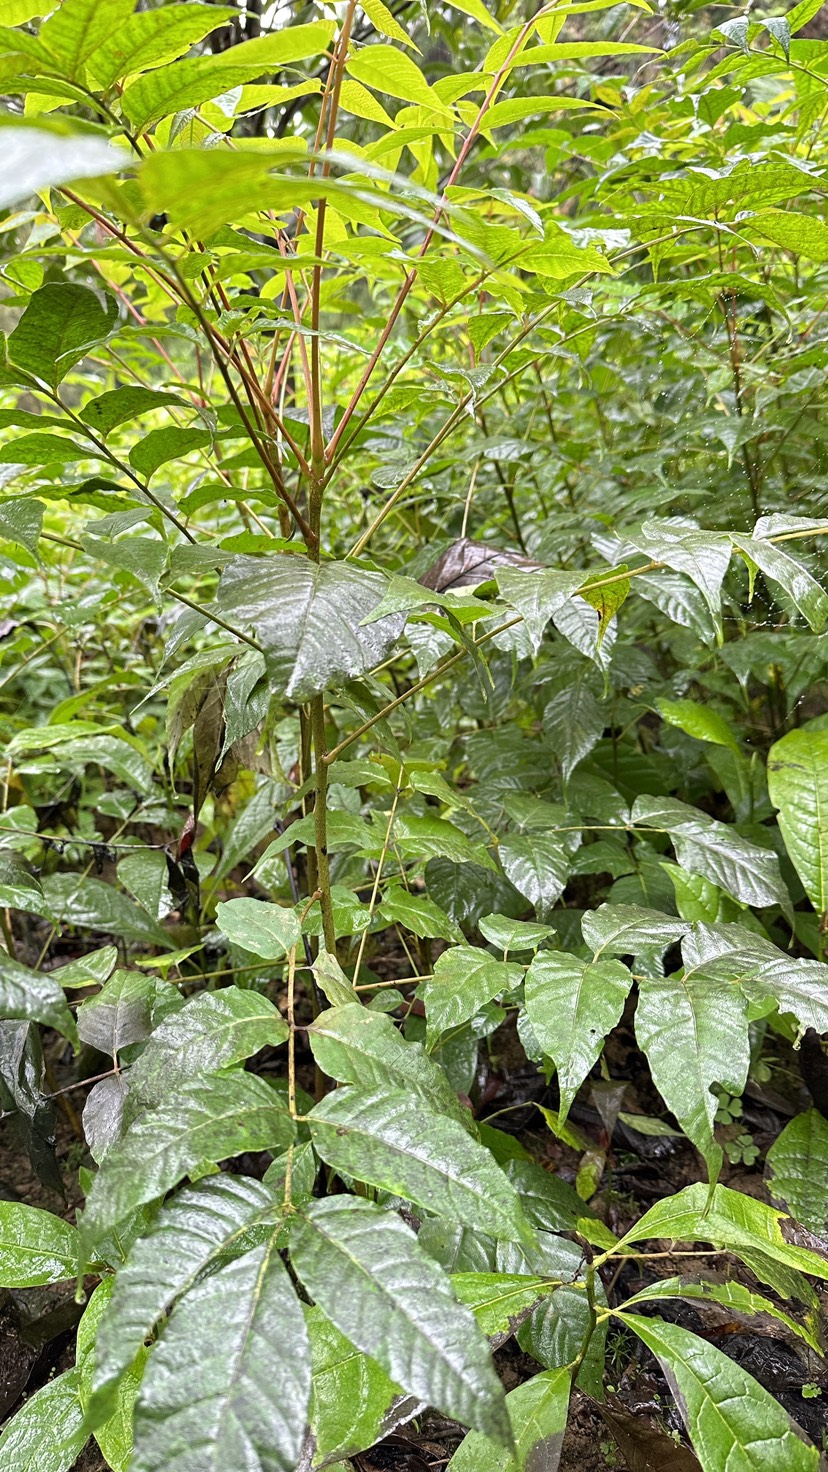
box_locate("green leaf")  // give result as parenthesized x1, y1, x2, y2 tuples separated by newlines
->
(0, 851, 56, 922)
(216, 897, 301, 959)
(118, 850, 172, 922)
(307, 1003, 473, 1130)
(0, 127, 126, 212)
(88, 1173, 276, 1424)
(81, 1071, 294, 1250)
(632, 796, 791, 916)
(0, 432, 89, 464)
(77, 1277, 145, 1472)
(582, 903, 689, 957)
(766, 1109, 828, 1235)
(86, 4, 237, 89)
(312, 949, 359, 1008)
(732, 534, 828, 632)
(767, 729, 828, 916)
(40, 873, 170, 946)
(788, 0, 825, 34)
(634, 522, 732, 627)
(79, 387, 186, 436)
(543, 684, 605, 783)
(484, 95, 601, 127)
(305, 1305, 412, 1463)
(360, 0, 420, 47)
(420, 944, 524, 1039)
(0, 1368, 87, 1472)
(125, 988, 289, 1113)
(217, 554, 405, 702)
(379, 884, 462, 942)
(128, 427, 212, 480)
(131, 1237, 310, 1472)
(690, 921, 828, 1037)
(622, 1275, 822, 1355)
(392, 812, 496, 870)
(0, 949, 78, 1044)
(76, 967, 154, 1054)
(38, 0, 134, 76)
(0, 1201, 80, 1286)
(479, 914, 555, 952)
(495, 567, 582, 654)
(447, 1367, 570, 1472)
(499, 832, 570, 918)
(505, 1159, 592, 1234)
(0, 495, 43, 552)
(346, 42, 451, 113)
(308, 1085, 532, 1243)
(451, 1271, 559, 1336)
(7, 282, 118, 390)
(122, 24, 334, 128)
(618, 1315, 821, 1472)
(524, 952, 633, 1121)
(615, 1182, 828, 1280)
(636, 953, 750, 1175)
(658, 698, 739, 750)
(292, 1197, 511, 1443)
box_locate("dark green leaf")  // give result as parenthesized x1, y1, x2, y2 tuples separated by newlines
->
(7, 283, 118, 390)
(89, 1173, 277, 1425)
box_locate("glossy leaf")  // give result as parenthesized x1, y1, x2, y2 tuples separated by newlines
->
(0, 951, 79, 1045)
(616, 1182, 828, 1280)
(89, 1173, 276, 1423)
(308, 1085, 532, 1242)
(131, 1238, 310, 1472)
(125, 987, 288, 1113)
(499, 832, 570, 918)
(632, 796, 791, 915)
(420, 943, 524, 1038)
(7, 282, 118, 390)
(307, 1003, 473, 1129)
(292, 1197, 511, 1442)
(635, 959, 749, 1174)
(77, 1277, 145, 1472)
(217, 554, 405, 701)
(766, 1109, 828, 1235)
(305, 1304, 416, 1463)
(620, 1315, 821, 1471)
(543, 683, 605, 782)
(81, 1071, 293, 1249)
(622, 1275, 822, 1355)
(0, 1368, 87, 1472)
(216, 897, 301, 959)
(524, 951, 633, 1120)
